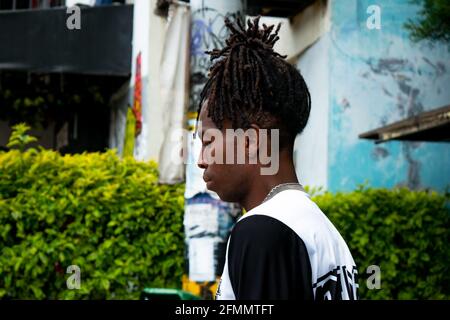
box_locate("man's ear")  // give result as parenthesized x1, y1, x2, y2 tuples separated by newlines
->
(246, 124, 260, 162)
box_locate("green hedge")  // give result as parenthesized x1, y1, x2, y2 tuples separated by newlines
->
(0, 143, 185, 299)
(312, 187, 450, 300)
(1, 125, 448, 300)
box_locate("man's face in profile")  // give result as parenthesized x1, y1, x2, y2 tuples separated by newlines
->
(196, 103, 250, 203)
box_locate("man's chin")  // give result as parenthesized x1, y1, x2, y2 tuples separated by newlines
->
(216, 191, 239, 203)
(205, 180, 214, 190)
(206, 182, 223, 199)
(206, 181, 221, 197)
(206, 182, 238, 203)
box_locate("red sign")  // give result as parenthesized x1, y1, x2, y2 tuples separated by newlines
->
(133, 52, 142, 136)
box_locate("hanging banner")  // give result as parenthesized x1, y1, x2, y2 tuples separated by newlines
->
(158, 3, 191, 184)
(132, 52, 143, 137)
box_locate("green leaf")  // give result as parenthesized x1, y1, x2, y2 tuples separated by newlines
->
(101, 279, 110, 291)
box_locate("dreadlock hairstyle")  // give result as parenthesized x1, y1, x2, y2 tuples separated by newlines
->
(197, 16, 311, 150)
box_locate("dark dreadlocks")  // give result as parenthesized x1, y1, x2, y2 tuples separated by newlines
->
(197, 16, 311, 149)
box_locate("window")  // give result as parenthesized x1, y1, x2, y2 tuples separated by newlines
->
(0, 0, 65, 11)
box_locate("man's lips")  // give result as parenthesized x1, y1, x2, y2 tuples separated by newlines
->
(203, 174, 211, 183)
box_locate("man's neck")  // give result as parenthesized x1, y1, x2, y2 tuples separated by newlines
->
(240, 156, 299, 212)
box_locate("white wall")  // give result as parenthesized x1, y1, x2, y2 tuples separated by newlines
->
(65, 0, 95, 6)
(131, 0, 168, 161)
(66, 0, 134, 5)
(254, 1, 331, 190)
(294, 35, 330, 191)
(252, 0, 330, 61)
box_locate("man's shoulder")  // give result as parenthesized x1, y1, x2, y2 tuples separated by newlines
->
(230, 214, 303, 250)
(259, 189, 320, 216)
(241, 189, 326, 234)
(236, 189, 347, 252)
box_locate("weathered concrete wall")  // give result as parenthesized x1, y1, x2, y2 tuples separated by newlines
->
(294, 35, 330, 190)
(328, 0, 450, 192)
(254, 0, 330, 61)
(295, 0, 450, 192)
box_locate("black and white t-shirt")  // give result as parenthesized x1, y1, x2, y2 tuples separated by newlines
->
(215, 185, 358, 300)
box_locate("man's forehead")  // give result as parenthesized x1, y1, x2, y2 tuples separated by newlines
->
(197, 103, 235, 138)
(195, 109, 211, 139)
(199, 100, 210, 118)
(198, 105, 215, 131)
(197, 124, 215, 142)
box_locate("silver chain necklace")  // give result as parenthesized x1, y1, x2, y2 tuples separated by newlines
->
(262, 182, 304, 203)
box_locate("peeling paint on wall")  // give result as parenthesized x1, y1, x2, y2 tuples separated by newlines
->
(326, 0, 450, 192)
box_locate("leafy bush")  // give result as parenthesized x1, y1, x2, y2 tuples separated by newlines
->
(313, 187, 450, 299)
(0, 125, 185, 299)
(1, 125, 448, 300)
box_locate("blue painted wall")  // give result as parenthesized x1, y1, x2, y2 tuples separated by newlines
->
(328, 0, 450, 192)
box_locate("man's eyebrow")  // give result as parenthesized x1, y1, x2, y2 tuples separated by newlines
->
(193, 127, 203, 140)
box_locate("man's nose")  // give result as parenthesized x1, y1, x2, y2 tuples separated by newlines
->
(197, 150, 208, 170)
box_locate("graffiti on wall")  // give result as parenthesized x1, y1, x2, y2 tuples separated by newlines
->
(189, 5, 244, 112)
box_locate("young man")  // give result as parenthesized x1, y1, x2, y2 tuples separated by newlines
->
(196, 17, 358, 300)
